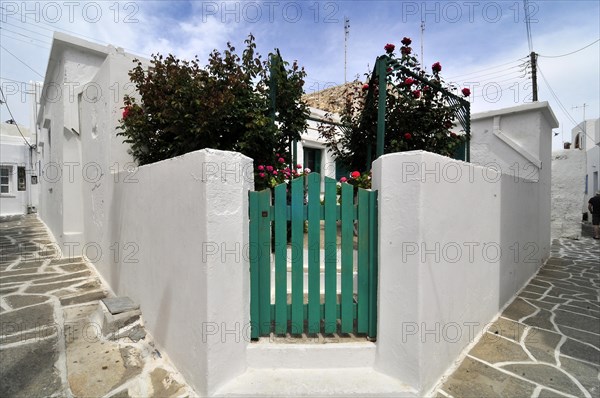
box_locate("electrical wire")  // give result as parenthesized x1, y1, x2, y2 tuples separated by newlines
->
(538, 39, 600, 58)
(0, 31, 51, 49)
(0, 45, 44, 78)
(537, 65, 596, 143)
(446, 57, 527, 80)
(0, 86, 34, 148)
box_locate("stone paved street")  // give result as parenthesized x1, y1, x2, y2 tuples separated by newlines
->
(435, 230, 600, 398)
(0, 215, 196, 397)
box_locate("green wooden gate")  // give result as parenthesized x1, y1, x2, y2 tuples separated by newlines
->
(249, 173, 378, 339)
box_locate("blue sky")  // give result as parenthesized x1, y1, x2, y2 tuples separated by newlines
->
(1, 0, 599, 149)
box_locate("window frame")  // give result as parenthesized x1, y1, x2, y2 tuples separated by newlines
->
(0, 165, 14, 196)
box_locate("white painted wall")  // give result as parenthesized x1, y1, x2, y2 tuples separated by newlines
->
(0, 125, 32, 215)
(551, 149, 587, 239)
(295, 107, 338, 187)
(372, 150, 550, 395)
(572, 119, 600, 212)
(34, 33, 138, 255)
(470, 101, 556, 267)
(97, 149, 252, 396)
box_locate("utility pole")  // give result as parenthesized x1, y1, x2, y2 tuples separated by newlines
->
(344, 17, 350, 84)
(530, 51, 538, 101)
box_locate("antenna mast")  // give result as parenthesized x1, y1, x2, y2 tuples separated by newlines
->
(420, 20, 425, 69)
(344, 17, 350, 84)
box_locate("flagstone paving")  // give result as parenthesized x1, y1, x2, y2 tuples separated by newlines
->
(435, 232, 600, 398)
(0, 215, 196, 397)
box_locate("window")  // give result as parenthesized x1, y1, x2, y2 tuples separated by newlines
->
(1, 166, 13, 194)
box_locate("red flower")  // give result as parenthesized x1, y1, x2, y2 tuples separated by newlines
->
(444, 121, 453, 129)
(122, 106, 131, 119)
(266, 165, 274, 172)
(432, 62, 442, 73)
(340, 177, 347, 183)
(423, 85, 431, 92)
(387, 67, 392, 73)
(257, 165, 264, 171)
(450, 132, 458, 138)
(404, 133, 412, 140)
(351, 171, 361, 179)
(401, 37, 412, 46)
(462, 88, 471, 97)
(404, 77, 415, 86)
(401, 46, 412, 55)
(273, 170, 278, 175)
(278, 157, 285, 163)
(259, 172, 265, 178)
(413, 90, 421, 99)
(384, 43, 395, 53)
(362, 83, 369, 91)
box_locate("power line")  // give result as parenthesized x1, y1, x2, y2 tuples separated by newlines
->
(0, 31, 51, 49)
(0, 86, 34, 148)
(0, 45, 44, 78)
(537, 65, 596, 144)
(446, 57, 527, 80)
(538, 39, 600, 58)
(0, 7, 150, 59)
(0, 27, 52, 45)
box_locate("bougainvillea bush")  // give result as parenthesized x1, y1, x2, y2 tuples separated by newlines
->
(320, 37, 470, 173)
(117, 34, 309, 171)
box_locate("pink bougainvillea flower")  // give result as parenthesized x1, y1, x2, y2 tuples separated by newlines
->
(450, 132, 458, 138)
(462, 88, 471, 97)
(401, 37, 412, 46)
(404, 132, 412, 140)
(432, 62, 442, 73)
(362, 84, 369, 91)
(273, 170, 278, 175)
(266, 165, 274, 172)
(278, 157, 285, 163)
(384, 43, 395, 53)
(257, 165, 264, 171)
(351, 171, 361, 179)
(275, 153, 280, 157)
(304, 168, 311, 174)
(259, 172, 265, 178)
(122, 106, 131, 119)
(340, 177, 347, 183)
(404, 77, 415, 86)
(413, 90, 421, 98)
(296, 164, 302, 169)
(423, 85, 431, 92)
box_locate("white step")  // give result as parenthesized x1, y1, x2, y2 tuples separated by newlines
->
(247, 340, 376, 369)
(214, 368, 417, 397)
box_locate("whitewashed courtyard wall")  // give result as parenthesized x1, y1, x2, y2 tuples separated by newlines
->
(100, 149, 252, 396)
(372, 150, 551, 394)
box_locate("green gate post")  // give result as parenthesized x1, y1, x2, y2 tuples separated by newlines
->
(249, 192, 260, 339)
(376, 56, 388, 159)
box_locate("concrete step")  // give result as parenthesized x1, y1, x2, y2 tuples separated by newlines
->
(214, 368, 417, 397)
(247, 339, 376, 369)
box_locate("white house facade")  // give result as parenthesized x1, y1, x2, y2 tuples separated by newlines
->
(571, 118, 600, 213)
(0, 123, 38, 216)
